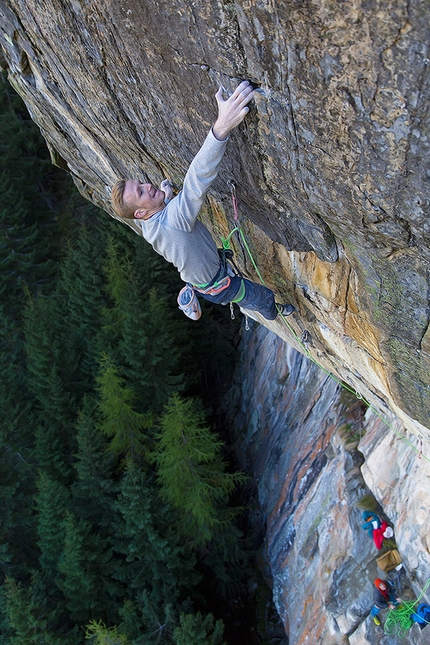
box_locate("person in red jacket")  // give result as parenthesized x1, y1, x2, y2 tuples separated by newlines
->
(373, 522, 394, 550)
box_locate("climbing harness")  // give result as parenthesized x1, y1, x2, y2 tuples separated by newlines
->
(194, 275, 232, 296)
(177, 247, 243, 320)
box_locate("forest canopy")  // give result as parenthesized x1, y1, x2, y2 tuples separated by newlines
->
(0, 72, 256, 645)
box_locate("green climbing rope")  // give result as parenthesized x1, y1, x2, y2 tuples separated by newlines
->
(221, 226, 239, 251)
(384, 577, 430, 637)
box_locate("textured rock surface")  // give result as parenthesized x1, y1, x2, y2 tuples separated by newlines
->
(1, 1, 429, 642)
(0, 0, 430, 433)
(226, 321, 430, 644)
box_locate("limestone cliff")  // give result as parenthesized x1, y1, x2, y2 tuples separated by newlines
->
(1, 0, 429, 642)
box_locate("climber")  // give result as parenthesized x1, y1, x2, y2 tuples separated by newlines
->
(370, 578, 402, 626)
(110, 80, 295, 321)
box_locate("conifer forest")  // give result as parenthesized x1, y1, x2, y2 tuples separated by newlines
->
(0, 73, 260, 645)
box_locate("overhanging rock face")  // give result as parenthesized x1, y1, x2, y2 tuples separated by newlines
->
(0, 2, 429, 430)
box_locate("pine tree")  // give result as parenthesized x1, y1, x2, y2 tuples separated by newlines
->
(153, 394, 246, 545)
(57, 510, 114, 623)
(96, 354, 153, 464)
(55, 203, 109, 387)
(0, 384, 37, 578)
(1, 576, 75, 645)
(85, 620, 129, 645)
(112, 460, 199, 641)
(35, 472, 71, 580)
(24, 294, 79, 480)
(117, 599, 142, 643)
(173, 612, 226, 645)
(2, 576, 43, 645)
(72, 395, 118, 527)
(0, 184, 55, 304)
(101, 238, 184, 413)
(0, 458, 36, 578)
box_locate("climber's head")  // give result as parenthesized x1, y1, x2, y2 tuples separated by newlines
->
(111, 178, 134, 219)
(111, 178, 165, 220)
(374, 579, 389, 598)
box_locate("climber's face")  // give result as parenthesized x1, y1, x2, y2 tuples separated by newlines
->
(379, 583, 386, 591)
(122, 179, 165, 218)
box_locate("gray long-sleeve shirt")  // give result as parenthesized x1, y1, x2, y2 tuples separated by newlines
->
(136, 129, 228, 286)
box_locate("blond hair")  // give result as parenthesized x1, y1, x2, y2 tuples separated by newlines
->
(111, 179, 136, 219)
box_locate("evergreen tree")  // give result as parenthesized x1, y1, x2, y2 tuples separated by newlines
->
(55, 201, 109, 387)
(117, 599, 142, 643)
(96, 354, 152, 464)
(2, 576, 45, 645)
(72, 395, 118, 527)
(153, 394, 246, 546)
(0, 462, 36, 578)
(24, 294, 79, 480)
(57, 510, 115, 623)
(113, 461, 198, 634)
(0, 185, 55, 302)
(101, 238, 183, 413)
(0, 391, 37, 578)
(35, 472, 71, 581)
(1, 576, 77, 645)
(173, 612, 226, 645)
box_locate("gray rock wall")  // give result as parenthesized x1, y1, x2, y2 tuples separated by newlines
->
(226, 320, 429, 644)
(0, 2, 429, 641)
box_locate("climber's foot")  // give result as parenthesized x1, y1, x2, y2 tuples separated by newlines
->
(373, 616, 381, 626)
(277, 303, 296, 316)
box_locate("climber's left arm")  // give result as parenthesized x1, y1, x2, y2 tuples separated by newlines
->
(167, 81, 254, 231)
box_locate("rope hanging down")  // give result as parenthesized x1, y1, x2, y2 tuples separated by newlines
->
(225, 185, 430, 465)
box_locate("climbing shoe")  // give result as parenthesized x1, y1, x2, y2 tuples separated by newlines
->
(276, 303, 296, 316)
(373, 616, 381, 626)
